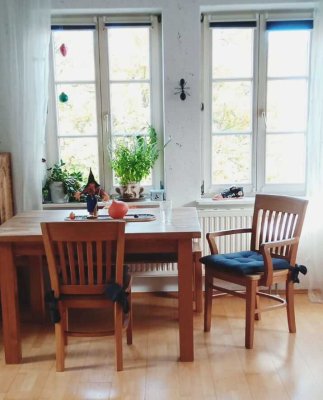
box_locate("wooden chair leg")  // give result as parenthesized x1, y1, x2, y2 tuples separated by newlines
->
(204, 269, 213, 332)
(126, 290, 133, 345)
(286, 278, 296, 333)
(55, 321, 65, 372)
(114, 303, 123, 371)
(193, 251, 203, 313)
(28, 256, 46, 322)
(245, 279, 257, 349)
(62, 308, 68, 346)
(255, 293, 261, 321)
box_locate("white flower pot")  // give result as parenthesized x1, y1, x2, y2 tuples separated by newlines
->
(49, 182, 69, 203)
(115, 182, 144, 200)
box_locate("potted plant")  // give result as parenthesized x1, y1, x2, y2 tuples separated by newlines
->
(109, 125, 159, 200)
(42, 160, 84, 203)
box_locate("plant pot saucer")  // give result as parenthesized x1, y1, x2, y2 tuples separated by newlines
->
(117, 196, 146, 202)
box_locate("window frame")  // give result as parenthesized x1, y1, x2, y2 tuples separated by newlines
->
(46, 14, 163, 194)
(201, 10, 313, 197)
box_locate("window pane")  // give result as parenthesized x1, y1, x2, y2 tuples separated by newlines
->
(58, 137, 99, 180)
(266, 79, 308, 132)
(110, 83, 150, 135)
(108, 27, 150, 80)
(266, 134, 305, 183)
(212, 135, 251, 184)
(53, 30, 95, 81)
(212, 82, 252, 133)
(56, 84, 97, 136)
(267, 30, 311, 78)
(212, 28, 254, 79)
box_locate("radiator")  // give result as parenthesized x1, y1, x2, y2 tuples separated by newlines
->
(129, 208, 253, 276)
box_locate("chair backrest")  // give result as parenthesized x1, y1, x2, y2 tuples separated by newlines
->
(41, 221, 126, 298)
(0, 153, 14, 224)
(250, 194, 308, 264)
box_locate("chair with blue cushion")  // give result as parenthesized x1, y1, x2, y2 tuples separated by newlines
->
(200, 194, 308, 349)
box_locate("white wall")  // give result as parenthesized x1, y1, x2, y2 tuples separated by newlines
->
(51, 0, 315, 207)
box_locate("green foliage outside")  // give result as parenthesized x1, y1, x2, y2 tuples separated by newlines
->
(42, 160, 84, 202)
(109, 126, 159, 185)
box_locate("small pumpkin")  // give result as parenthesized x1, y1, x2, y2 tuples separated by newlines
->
(108, 200, 128, 219)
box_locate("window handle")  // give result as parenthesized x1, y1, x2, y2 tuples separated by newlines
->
(103, 113, 109, 135)
(261, 110, 267, 129)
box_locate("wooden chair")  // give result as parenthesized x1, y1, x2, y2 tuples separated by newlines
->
(200, 194, 308, 349)
(125, 241, 203, 312)
(127, 203, 203, 312)
(192, 241, 202, 312)
(41, 220, 132, 372)
(0, 152, 46, 319)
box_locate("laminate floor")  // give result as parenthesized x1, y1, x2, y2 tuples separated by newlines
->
(0, 293, 322, 400)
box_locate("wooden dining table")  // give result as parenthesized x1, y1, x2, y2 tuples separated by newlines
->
(0, 206, 201, 364)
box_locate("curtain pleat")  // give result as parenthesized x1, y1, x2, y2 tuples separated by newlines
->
(0, 0, 50, 212)
(298, 1, 323, 302)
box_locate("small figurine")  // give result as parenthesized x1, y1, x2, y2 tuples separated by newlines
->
(74, 169, 109, 217)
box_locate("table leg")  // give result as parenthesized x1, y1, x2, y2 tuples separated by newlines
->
(28, 255, 46, 322)
(0, 243, 22, 363)
(177, 239, 194, 361)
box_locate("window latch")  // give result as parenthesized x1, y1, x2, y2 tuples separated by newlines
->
(261, 110, 267, 129)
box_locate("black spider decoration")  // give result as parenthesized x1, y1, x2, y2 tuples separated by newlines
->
(174, 78, 190, 101)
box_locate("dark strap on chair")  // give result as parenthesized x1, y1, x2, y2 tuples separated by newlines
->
(44, 290, 61, 323)
(105, 283, 129, 314)
(289, 264, 307, 283)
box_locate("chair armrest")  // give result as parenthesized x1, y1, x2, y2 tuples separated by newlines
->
(207, 228, 252, 254)
(260, 237, 300, 286)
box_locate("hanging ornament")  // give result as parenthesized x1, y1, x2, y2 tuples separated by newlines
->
(59, 43, 67, 57)
(59, 92, 68, 103)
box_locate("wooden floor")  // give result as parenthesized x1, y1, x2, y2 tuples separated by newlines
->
(0, 292, 323, 400)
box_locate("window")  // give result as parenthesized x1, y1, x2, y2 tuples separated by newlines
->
(47, 16, 162, 191)
(202, 12, 313, 196)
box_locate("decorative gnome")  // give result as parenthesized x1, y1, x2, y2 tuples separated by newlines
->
(74, 169, 109, 217)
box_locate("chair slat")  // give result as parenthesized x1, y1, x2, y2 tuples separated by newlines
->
(271, 211, 280, 242)
(87, 241, 94, 284)
(96, 241, 103, 284)
(105, 241, 112, 282)
(277, 212, 287, 241)
(57, 241, 69, 284)
(67, 242, 77, 284)
(259, 209, 268, 248)
(77, 242, 86, 284)
(265, 210, 274, 243)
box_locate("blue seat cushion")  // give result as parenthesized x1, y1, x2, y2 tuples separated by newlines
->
(200, 251, 290, 275)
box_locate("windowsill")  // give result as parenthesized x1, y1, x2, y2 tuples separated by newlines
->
(42, 199, 161, 210)
(196, 197, 255, 209)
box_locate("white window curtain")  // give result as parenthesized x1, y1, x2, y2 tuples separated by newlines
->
(298, 0, 323, 302)
(0, 0, 50, 212)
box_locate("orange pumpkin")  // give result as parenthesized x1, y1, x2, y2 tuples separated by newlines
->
(108, 200, 129, 219)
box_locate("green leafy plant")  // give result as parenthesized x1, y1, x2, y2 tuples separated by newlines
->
(42, 160, 84, 202)
(109, 125, 159, 185)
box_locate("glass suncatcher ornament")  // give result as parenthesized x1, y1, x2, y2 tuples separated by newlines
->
(59, 43, 67, 56)
(59, 92, 68, 103)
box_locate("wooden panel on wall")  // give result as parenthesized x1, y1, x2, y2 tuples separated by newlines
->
(0, 152, 14, 224)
